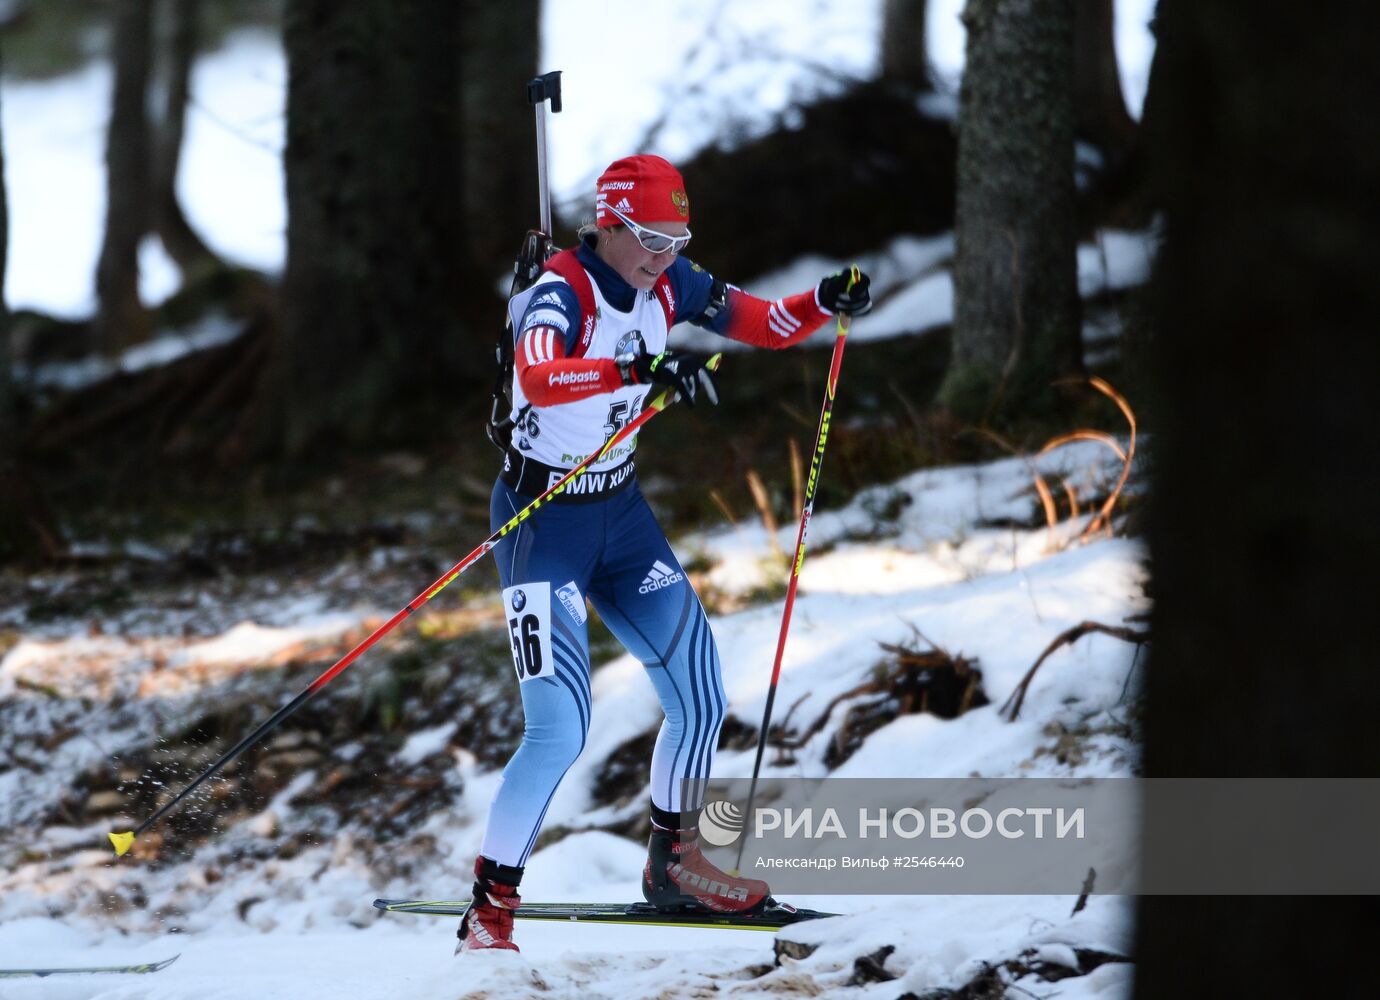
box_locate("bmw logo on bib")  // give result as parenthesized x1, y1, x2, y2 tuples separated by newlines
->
(511, 589, 527, 612)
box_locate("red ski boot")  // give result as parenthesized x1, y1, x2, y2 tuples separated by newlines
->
(642, 811, 771, 915)
(455, 856, 523, 953)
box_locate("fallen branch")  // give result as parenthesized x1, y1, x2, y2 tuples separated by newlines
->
(974, 379, 1139, 550)
(773, 628, 987, 770)
(1071, 867, 1096, 916)
(1001, 620, 1150, 721)
(1077, 377, 1137, 540)
(771, 677, 881, 751)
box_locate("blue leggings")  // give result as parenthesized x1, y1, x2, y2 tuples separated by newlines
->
(481, 477, 726, 868)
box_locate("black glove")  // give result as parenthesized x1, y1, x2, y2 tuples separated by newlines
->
(620, 350, 720, 408)
(817, 269, 872, 316)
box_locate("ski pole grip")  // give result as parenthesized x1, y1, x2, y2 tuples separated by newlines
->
(527, 71, 562, 113)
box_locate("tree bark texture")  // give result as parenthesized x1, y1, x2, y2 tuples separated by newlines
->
(278, 0, 469, 456)
(0, 56, 64, 564)
(1136, 2, 1380, 997)
(943, 0, 1081, 423)
(0, 46, 17, 554)
(152, 0, 219, 274)
(459, 0, 539, 281)
(93, 0, 153, 354)
(0, 45, 9, 423)
(1073, 0, 1135, 158)
(880, 0, 931, 91)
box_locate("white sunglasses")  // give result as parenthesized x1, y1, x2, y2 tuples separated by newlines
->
(606, 205, 692, 255)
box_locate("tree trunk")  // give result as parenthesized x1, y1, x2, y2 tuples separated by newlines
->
(0, 47, 11, 450)
(459, 0, 540, 284)
(1074, 0, 1135, 159)
(880, 0, 931, 92)
(0, 48, 64, 563)
(1136, 2, 1380, 997)
(941, 0, 1081, 423)
(275, 0, 470, 457)
(152, 0, 219, 276)
(93, 0, 153, 354)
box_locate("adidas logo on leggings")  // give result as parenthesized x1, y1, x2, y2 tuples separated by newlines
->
(639, 560, 685, 594)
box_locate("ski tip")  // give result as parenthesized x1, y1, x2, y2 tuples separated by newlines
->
(108, 831, 135, 857)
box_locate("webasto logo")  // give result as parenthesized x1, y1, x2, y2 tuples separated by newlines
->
(548, 370, 601, 386)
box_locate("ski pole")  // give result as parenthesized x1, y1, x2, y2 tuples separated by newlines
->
(733, 268, 859, 874)
(108, 362, 718, 858)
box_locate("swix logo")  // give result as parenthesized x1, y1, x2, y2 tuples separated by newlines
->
(580, 311, 598, 350)
(548, 369, 600, 387)
(613, 196, 634, 214)
(806, 410, 831, 497)
(639, 560, 684, 594)
(658, 282, 676, 316)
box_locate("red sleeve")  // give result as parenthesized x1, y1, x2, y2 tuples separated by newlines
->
(721, 287, 833, 349)
(515, 323, 624, 406)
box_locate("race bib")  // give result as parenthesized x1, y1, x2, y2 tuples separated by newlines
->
(503, 582, 553, 684)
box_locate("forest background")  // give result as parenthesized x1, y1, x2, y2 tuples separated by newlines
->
(0, 2, 1376, 996)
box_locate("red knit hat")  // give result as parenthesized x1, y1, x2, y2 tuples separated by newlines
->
(595, 155, 690, 228)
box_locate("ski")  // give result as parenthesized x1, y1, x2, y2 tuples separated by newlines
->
(374, 898, 838, 931)
(0, 953, 179, 979)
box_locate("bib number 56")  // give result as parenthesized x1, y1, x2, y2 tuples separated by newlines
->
(503, 582, 552, 683)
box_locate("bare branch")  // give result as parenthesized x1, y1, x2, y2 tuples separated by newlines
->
(1001, 620, 1149, 721)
